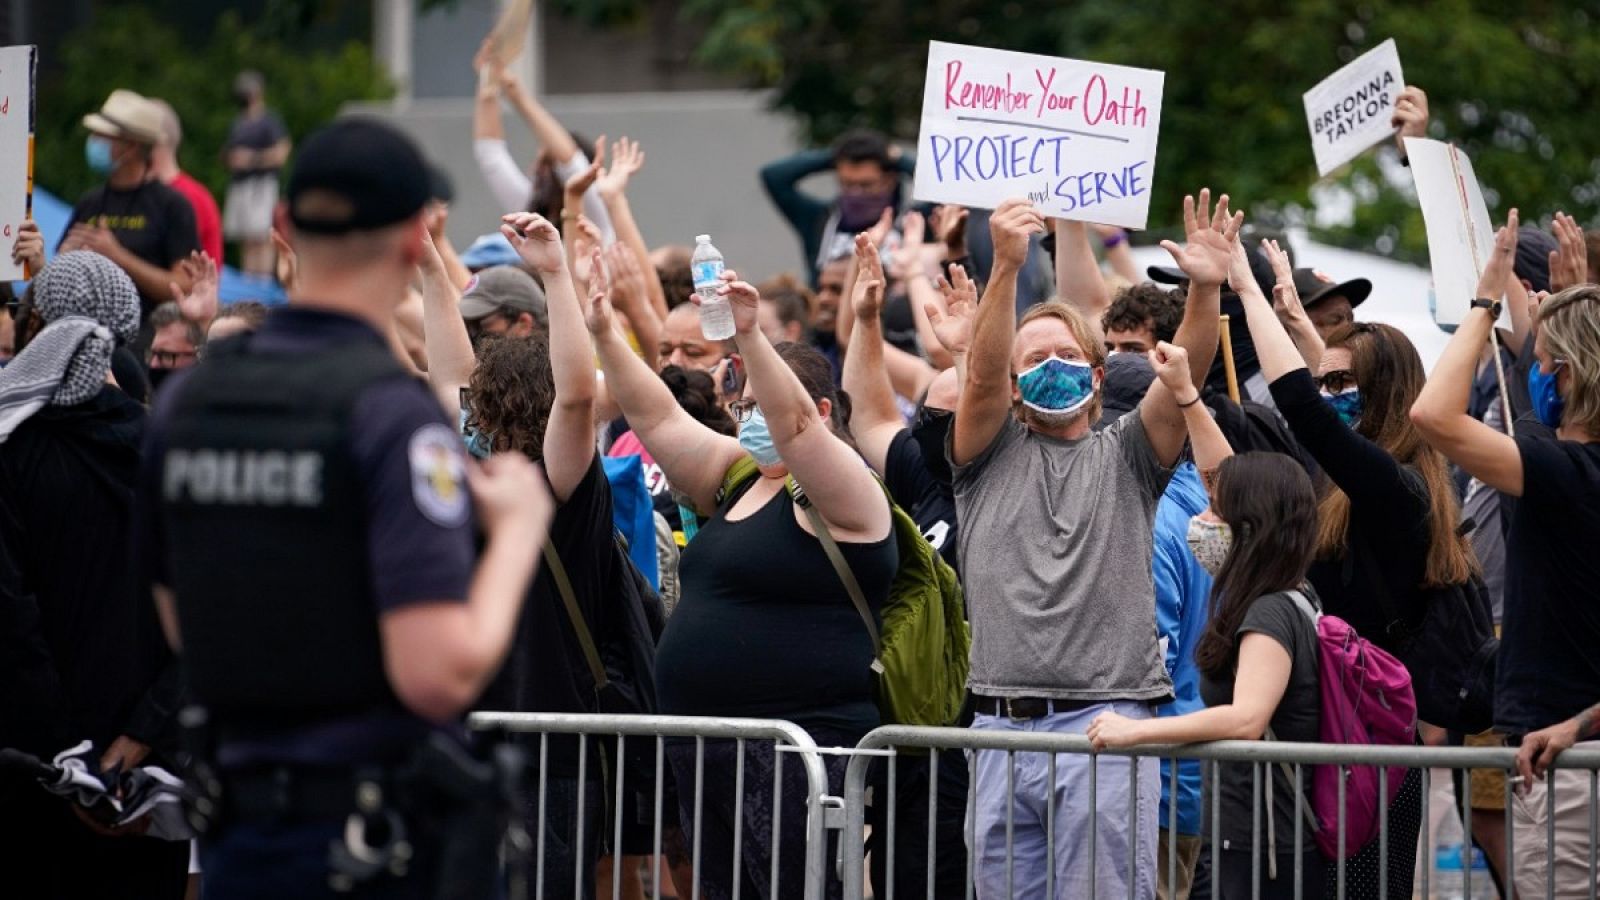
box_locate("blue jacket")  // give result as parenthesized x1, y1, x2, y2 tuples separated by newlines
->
(1152, 463, 1213, 836)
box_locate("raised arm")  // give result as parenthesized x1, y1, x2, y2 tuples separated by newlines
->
(1262, 238, 1326, 370)
(595, 137, 668, 321)
(604, 242, 663, 371)
(1412, 213, 1524, 495)
(586, 261, 743, 514)
(418, 229, 476, 415)
(833, 208, 893, 350)
(722, 273, 890, 538)
(471, 47, 533, 214)
(1094, 224, 1142, 285)
(501, 213, 595, 502)
(952, 199, 1045, 466)
(1151, 340, 1233, 472)
(758, 149, 835, 237)
(1053, 219, 1112, 337)
(894, 211, 955, 370)
(1140, 190, 1239, 466)
(926, 262, 978, 387)
(841, 233, 905, 474)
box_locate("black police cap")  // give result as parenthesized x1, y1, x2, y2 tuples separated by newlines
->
(287, 117, 429, 235)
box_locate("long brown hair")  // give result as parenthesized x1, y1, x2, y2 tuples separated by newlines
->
(1195, 453, 1320, 678)
(467, 336, 555, 460)
(1315, 322, 1475, 586)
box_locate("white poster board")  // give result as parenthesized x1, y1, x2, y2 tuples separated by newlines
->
(0, 45, 32, 282)
(1303, 39, 1405, 176)
(1407, 137, 1508, 329)
(912, 41, 1165, 230)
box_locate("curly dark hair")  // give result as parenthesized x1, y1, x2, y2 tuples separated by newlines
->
(661, 365, 736, 436)
(1103, 283, 1184, 345)
(467, 336, 556, 461)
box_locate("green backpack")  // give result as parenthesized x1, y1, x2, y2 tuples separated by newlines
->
(717, 457, 971, 728)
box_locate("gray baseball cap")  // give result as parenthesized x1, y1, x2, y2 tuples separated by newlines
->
(459, 265, 547, 326)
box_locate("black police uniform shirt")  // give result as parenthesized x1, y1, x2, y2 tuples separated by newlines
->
(66, 180, 201, 311)
(137, 307, 476, 766)
(1496, 436, 1600, 736)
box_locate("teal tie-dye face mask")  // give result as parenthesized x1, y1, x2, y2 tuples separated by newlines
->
(1016, 357, 1095, 417)
(1321, 387, 1363, 429)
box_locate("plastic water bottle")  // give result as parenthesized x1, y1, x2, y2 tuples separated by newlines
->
(691, 234, 735, 340)
(1433, 844, 1494, 899)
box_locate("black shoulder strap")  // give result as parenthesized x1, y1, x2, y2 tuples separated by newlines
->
(788, 478, 883, 662)
(543, 542, 610, 692)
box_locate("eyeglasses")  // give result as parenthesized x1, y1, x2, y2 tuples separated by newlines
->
(150, 349, 197, 368)
(729, 398, 759, 423)
(1317, 369, 1357, 394)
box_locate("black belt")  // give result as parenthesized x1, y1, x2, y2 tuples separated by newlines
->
(221, 766, 397, 823)
(973, 694, 1102, 720)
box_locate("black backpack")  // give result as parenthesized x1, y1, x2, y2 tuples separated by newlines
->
(1361, 520, 1498, 734)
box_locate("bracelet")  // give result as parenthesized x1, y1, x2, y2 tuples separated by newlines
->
(1101, 230, 1127, 250)
(1177, 393, 1203, 409)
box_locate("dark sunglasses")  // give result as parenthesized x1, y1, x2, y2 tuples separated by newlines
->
(1317, 369, 1358, 394)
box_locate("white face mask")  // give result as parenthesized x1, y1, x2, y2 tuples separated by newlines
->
(1186, 516, 1232, 577)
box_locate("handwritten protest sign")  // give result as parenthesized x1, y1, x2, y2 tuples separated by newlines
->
(0, 45, 33, 281)
(1303, 39, 1405, 176)
(913, 41, 1165, 230)
(1406, 137, 1508, 330)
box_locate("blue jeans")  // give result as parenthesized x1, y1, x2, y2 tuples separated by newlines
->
(969, 701, 1160, 900)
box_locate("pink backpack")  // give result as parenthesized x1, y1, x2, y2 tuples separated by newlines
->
(1285, 590, 1417, 860)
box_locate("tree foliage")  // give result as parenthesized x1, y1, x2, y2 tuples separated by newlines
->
(576, 0, 1600, 258)
(38, 5, 391, 211)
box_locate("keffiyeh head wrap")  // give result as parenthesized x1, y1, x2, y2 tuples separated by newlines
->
(0, 251, 141, 443)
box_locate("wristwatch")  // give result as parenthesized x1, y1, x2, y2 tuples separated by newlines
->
(1470, 297, 1502, 318)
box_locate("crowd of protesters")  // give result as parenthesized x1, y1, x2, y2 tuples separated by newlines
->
(1, 31, 1599, 900)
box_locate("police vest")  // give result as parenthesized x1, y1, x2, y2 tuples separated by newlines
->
(161, 334, 408, 725)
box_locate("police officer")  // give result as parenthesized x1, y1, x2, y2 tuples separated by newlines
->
(138, 117, 553, 898)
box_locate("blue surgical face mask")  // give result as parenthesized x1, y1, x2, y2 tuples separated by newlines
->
(1016, 356, 1096, 419)
(1321, 387, 1363, 429)
(1528, 360, 1567, 429)
(458, 406, 493, 460)
(738, 406, 783, 467)
(85, 136, 114, 175)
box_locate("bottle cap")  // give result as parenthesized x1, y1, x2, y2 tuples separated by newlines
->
(695, 234, 711, 243)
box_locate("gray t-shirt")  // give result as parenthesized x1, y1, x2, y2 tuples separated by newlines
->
(952, 411, 1175, 701)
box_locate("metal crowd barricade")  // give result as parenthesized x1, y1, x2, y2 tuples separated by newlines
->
(839, 725, 1600, 900)
(468, 712, 838, 900)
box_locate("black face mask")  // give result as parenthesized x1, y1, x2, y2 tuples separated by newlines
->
(910, 406, 955, 487)
(146, 365, 175, 395)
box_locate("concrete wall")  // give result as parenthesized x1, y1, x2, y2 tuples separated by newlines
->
(347, 91, 829, 286)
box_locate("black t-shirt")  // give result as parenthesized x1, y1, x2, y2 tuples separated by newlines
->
(479, 453, 623, 773)
(1497, 437, 1600, 735)
(883, 429, 958, 571)
(1200, 591, 1320, 849)
(67, 180, 200, 311)
(656, 482, 896, 738)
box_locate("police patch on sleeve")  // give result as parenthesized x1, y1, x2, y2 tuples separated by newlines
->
(409, 423, 471, 528)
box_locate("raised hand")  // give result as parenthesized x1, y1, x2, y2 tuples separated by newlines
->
(989, 198, 1046, 270)
(1549, 211, 1588, 293)
(888, 210, 927, 281)
(568, 214, 603, 290)
(1148, 341, 1195, 400)
(713, 270, 762, 336)
(1159, 188, 1242, 288)
(1261, 238, 1305, 318)
(852, 233, 886, 321)
(864, 206, 895, 249)
(927, 263, 977, 356)
(1391, 86, 1430, 153)
(930, 204, 969, 259)
(564, 136, 607, 197)
(604, 242, 650, 314)
(583, 247, 617, 335)
(594, 136, 644, 200)
(500, 212, 565, 274)
(1475, 208, 1518, 303)
(170, 250, 219, 324)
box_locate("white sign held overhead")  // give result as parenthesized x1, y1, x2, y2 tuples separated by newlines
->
(1303, 39, 1405, 176)
(912, 41, 1165, 230)
(0, 45, 34, 282)
(1406, 137, 1508, 330)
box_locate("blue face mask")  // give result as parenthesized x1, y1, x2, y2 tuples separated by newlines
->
(1016, 356, 1096, 417)
(85, 136, 114, 175)
(738, 407, 783, 467)
(1528, 360, 1567, 429)
(1321, 387, 1363, 428)
(458, 407, 493, 460)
